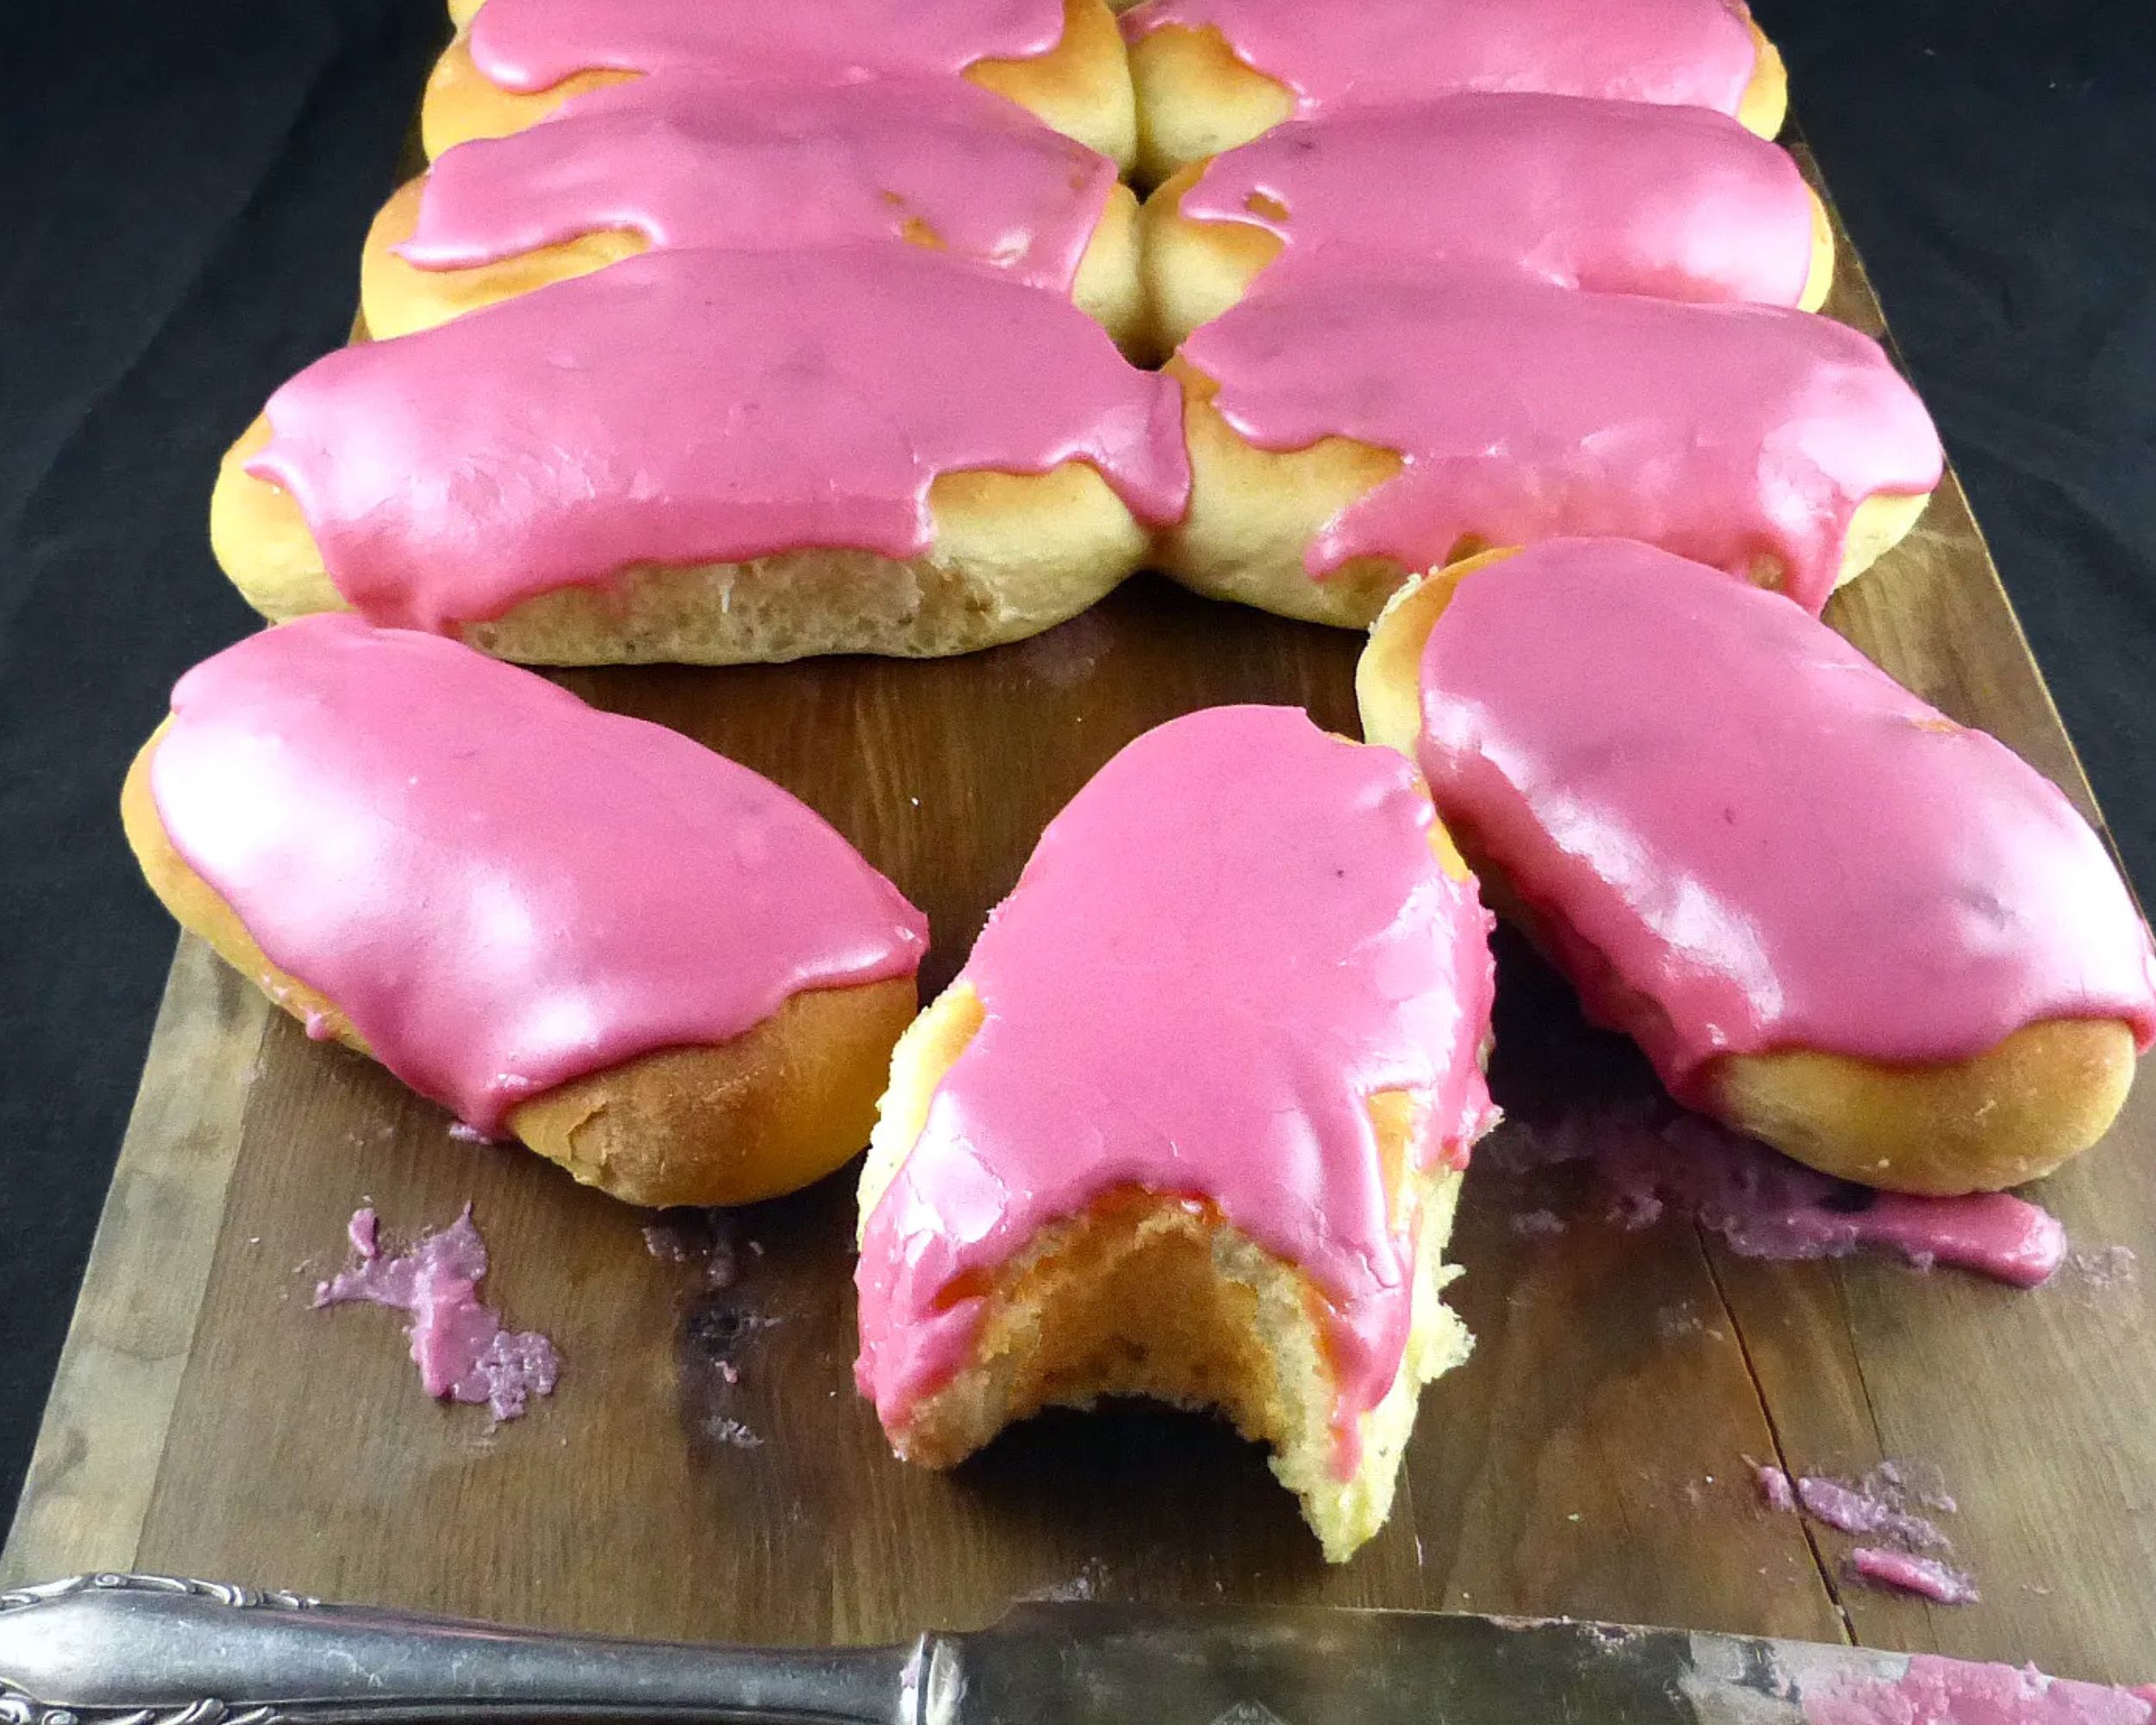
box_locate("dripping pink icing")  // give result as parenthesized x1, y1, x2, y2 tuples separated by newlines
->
(1180, 93, 1816, 308)
(468, 0, 1068, 92)
(1123, 0, 1760, 119)
(1411, 538, 2156, 1094)
(854, 706, 1497, 1475)
(151, 614, 928, 1134)
(1180, 260, 1940, 612)
(399, 70, 1118, 295)
(249, 245, 1188, 632)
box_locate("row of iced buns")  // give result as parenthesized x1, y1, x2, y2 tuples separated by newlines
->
(209, 0, 1944, 662)
(417, 0, 1786, 180)
(129, 545, 2156, 1556)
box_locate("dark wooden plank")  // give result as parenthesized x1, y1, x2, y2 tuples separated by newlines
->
(7, 119, 2148, 1687)
(0, 938, 269, 1580)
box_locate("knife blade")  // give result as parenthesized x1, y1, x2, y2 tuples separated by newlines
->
(0, 1570, 1953, 1725)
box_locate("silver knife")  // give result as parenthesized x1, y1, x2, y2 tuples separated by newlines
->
(0, 1571, 1927, 1725)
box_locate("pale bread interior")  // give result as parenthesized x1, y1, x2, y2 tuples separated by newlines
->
(854, 806, 1482, 1562)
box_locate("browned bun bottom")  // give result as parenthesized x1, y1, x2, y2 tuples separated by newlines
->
(360, 172, 1149, 358)
(123, 724, 917, 1208)
(1158, 359, 1934, 630)
(1127, 17, 1790, 185)
(209, 417, 1156, 664)
(423, 0, 1138, 171)
(1357, 553, 2140, 1195)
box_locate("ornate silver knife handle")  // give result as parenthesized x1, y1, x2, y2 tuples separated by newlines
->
(0, 1574, 937, 1725)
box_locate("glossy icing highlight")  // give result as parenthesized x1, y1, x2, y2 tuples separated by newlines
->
(1181, 92, 1816, 307)
(1123, 0, 1759, 118)
(855, 706, 1497, 1471)
(468, 0, 1069, 92)
(249, 246, 1189, 631)
(400, 70, 1118, 293)
(151, 615, 929, 1133)
(1411, 539, 2156, 1088)
(1180, 260, 1940, 611)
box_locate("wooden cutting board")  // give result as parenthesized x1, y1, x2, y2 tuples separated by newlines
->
(9, 135, 2154, 1685)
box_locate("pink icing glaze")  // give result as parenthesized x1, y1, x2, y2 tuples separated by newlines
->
(400, 70, 1118, 295)
(1413, 538, 2156, 1091)
(1496, 1106, 2068, 1285)
(1755, 1463, 1797, 1513)
(250, 245, 1188, 632)
(151, 614, 928, 1134)
(1807, 1659, 2154, 1725)
(315, 1206, 560, 1421)
(855, 706, 1497, 1474)
(1123, 0, 1760, 119)
(1796, 1474, 1949, 1550)
(1181, 262, 1940, 612)
(468, 0, 1067, 92)
(1180, 93, 1815, 308)
(1849, 1547, 1981, 1605)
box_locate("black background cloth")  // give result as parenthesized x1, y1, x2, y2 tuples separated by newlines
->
(2, 0, 2152, 1526)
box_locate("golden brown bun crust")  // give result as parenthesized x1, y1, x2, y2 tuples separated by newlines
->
(1128, 16, 1790, 185)
(209, 417, 1153, 664)
(1139, 166, 1837, 352)
(123, 724, 916, 1208)
(1709, 1024, 2140, 1197)
(360, 174, 1148, 357)
(1161, 358, 1933, 630)
(857, 969, 1473, 1562)
(423, 0, 1138, 171)
(1357, 555, 2142, 1195)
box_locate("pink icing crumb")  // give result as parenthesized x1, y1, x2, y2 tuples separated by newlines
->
(1807, 1658, 2153, 1725)
(314, 1206, 558, 1421)
(1491, 1105, 2067, 1287)
(1798, 1475, 1949, 1552)
(1755, 1463, 1796, 1515)
(1849, 1547, 1981, 1604)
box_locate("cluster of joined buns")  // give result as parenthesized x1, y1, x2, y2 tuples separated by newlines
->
(208, 0, 1945, 665)
(133, 0, 2153, 1565)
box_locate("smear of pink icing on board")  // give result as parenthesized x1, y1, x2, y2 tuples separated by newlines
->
(152, 615, 928, 1134)
(400, 70, 1118, 294)
(1412, 539, 2156, 1088)
(1181, 93, 1816, 307)
(315, 1206, 559, 1421)
(1806, 1659, 2154, 1725)
(1495, 1107, 2066, 1285)
(249, 245, 1188, 633)
(855, 706, 1498, 1473)
(1848, 1547, 1980, 1604)
(469, 0, 1068, 92)
(1123, 0, 1760, 118)
(1180, 264, 1940, 612)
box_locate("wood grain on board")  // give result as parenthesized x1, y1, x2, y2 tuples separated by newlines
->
(7, 133, 2152, 1684)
